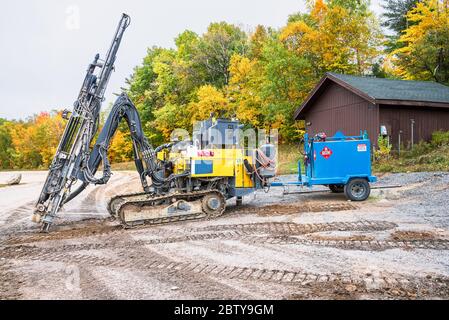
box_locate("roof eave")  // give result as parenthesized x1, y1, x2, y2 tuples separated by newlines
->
(376, 99, 449, 108)
(326, 73, 376, 104)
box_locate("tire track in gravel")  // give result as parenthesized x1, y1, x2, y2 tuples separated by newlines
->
(84, 229, 258, 299)
(113, 247, 260, 299)
(1, 220, 394, 246)
(0, 173, 134, 234)
(0, 201, 35, 233)
(4, 220, 444, 255)
(0, 259, 23, 300)
(3, 247, 448, 298)
(75, 174, 135, 214)
(78, 266, 119, 300)
(2, 219, 448, 299)
(227, 202, 358, 215)
(74, 185, 105, 214)
(3, 231, 449, 254)
(194, 220, 399, 235)
(0, 197, 360, 245)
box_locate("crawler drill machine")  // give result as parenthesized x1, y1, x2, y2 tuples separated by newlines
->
(32, 14, 276, 232)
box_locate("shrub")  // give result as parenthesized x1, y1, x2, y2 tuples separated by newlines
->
(431, 130, 449, 147)
(406, 141, 432, 158)
(375, 163, 394, 172)
(375, 135, 392, 161)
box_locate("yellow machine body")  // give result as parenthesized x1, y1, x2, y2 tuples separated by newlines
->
(158, 148, 255, 189)
(155, 118, 276, 200)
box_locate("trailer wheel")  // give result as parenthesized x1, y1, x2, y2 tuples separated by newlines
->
(344, 179, 370, 201)
(236, 197, 243, 206)
(329, 184, 344, 193)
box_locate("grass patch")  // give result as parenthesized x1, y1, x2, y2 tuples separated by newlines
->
(111, 161, 135, 171)
(373, 143, 449, 173)
(277, 144, 303, 175)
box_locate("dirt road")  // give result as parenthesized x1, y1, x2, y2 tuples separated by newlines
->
(1, 171, 448, 300)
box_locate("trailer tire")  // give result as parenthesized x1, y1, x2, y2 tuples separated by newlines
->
(329, 184, 344, 193)
(236, 197, 243, 206)
(344, 179, 370, 201)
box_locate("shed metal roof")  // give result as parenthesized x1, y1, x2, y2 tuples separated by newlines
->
(328, 72, 449, 104)
(294, 73, 449, 120)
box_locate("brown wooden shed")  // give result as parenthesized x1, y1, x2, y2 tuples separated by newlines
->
(294, 73, 449, 149)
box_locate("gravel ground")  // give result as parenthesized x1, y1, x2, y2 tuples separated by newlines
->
(0, 170, 448, 300)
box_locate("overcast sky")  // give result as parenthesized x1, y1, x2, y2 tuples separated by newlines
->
(0, 0, 384, 120)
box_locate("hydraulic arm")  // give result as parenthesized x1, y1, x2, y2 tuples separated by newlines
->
(33, 14, 132, 231)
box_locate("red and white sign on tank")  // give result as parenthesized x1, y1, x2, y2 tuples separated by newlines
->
(320, 147, 332, 159)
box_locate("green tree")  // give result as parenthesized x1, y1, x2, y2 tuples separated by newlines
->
(258, 39, 313, 141)
(328, 0, 370, 13)
(194, 22, 249, 87)
(382, 0, 419, 34)
(382, 0, 420, 52)
(128, 47, 167, 143)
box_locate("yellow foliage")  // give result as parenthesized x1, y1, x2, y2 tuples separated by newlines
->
(108, 130, 133, 163)
(390, 0, 449, 80)
(229, 55, 255, 84)
(188, 85, 233, 123)
(280, 21, 316, 52)
(228, 54, 264, 126)
(249, 25, 268, 58)
(311, 0, 327, 22)
(280, 0, 381, 75)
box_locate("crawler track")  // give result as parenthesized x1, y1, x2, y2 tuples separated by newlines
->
(109, 190, 226, 228)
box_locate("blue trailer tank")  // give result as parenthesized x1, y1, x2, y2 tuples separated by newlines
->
(271, 131, 376, 201)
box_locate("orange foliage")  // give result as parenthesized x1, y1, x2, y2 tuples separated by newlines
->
(8, 112, 65, 169)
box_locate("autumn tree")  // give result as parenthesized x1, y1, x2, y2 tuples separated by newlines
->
(1, 3, 396, 169)
(280, 0, 382, 76)
(188, 85, 232, 123)
(228, 29, 314, 141)
(258, 39, 314, 141)
(228, 54, 264, 127)
(153, 103, 191, 140)
(391, 0, 449, 84)
(5, 112, 65, 169)
(127, 22, 249, 142)
(0, 119, 14, 169)
(108, 129, 133, 163)
(125, 2, 384, 145)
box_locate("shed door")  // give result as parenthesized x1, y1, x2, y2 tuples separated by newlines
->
(389, 118, 399, 148)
